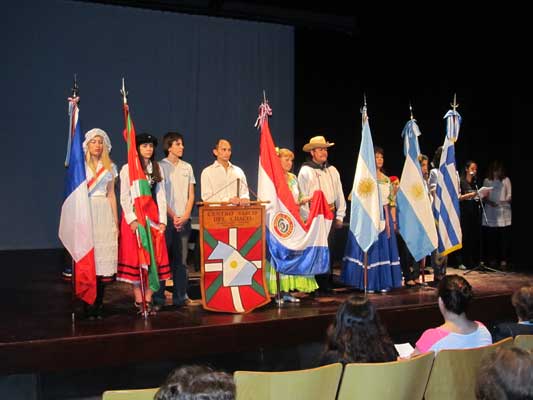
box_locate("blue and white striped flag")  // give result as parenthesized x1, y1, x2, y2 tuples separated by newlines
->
(397, 119, 438, 261)
(434, 110, 462, 255)
(348, 105, 382, 252)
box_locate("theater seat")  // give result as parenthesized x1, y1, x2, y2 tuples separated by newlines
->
(102, 387, 159, 400)
(336, 352, 434, 400)
(424, 337, 513, 400)
(234, 362, 343, 400)
(514, 334, 533, 350)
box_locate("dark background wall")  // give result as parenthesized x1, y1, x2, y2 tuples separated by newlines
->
(293, 9, 524, 268)
(0, 0, 294, 250)
(1, 1, 526, 268)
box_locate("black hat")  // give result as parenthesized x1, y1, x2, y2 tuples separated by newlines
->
(136, 133, 158, 147)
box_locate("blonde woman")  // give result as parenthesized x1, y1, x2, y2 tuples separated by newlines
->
(82, 128, 118, 319)
(267, 148, 318, 303)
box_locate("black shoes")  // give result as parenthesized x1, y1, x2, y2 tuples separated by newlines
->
(84, 303, 103, 320)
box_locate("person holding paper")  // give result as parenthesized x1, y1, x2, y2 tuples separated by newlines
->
(482, 160, 512, 270)
(457, 161, 482, 270)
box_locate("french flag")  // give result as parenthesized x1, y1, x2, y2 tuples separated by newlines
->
(58, 98, 96, 304)
(256, 102, 333, 275)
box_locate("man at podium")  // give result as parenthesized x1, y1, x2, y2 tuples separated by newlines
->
(200, 138, 250, 205)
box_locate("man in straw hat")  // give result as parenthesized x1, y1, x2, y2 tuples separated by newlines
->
(298, 135, 346, 295)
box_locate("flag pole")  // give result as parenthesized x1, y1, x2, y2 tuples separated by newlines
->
(409, 101, 426, 285)
(68, 76, 79, 323)
(121, 78, 149, 319)
(65, 74, 79, 167)
(363, 252, 368, 294)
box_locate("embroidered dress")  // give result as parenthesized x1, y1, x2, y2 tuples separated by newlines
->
(86, 162, 118, 279)
(267, 172, 319, 294)
(341, 176, 402, 291)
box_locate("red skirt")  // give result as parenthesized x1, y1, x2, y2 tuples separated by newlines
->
(117, 215, 170, 284)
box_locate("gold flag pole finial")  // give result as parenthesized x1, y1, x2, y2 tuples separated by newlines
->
(409, 101, 414, 120)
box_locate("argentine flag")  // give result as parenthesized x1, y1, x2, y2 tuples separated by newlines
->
(58, 97, 96, 304)
(349, 105, 382, 253)
(434, 110, 462, 255)
(256, 101, 333, 276)
(397, 119, 438, 261)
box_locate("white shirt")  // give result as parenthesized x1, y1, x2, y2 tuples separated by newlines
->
(482, 177, 512, 227)
(298, 163, 346, 221)
(119, 163, 167, 225)
(160, 158, 196, 217)
(200, 160, 249, 202)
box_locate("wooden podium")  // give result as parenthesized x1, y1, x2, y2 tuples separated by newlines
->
(198, 203, 270, 313)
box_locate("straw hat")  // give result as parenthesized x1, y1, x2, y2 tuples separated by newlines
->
(302, 136, 335, 152)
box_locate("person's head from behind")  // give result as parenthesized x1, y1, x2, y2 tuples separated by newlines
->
(512, 286, 533, 323)
(326, 295, 397, 363)
(163, 131, 185, 158)
(475, 346, 533, 400)
(437, 274, 473, 317)
(154, 365, 235, 400)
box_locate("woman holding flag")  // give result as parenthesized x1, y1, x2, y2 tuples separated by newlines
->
(118, 133, 170, 315)
(82, 128, 118, 319)
(267, 148, 317, 303)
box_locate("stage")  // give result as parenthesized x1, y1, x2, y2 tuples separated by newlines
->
(1, 249, 531, 374)
(1, 250, 531, 398)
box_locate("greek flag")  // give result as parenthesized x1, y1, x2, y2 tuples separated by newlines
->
(397, 119, 438, 261)
(434, 109, 462, 255)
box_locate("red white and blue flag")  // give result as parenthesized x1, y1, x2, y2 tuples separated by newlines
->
(58, 96, 97, 304)
(256, 101, 333, 275)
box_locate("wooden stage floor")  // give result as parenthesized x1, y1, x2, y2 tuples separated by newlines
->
(1, 250, 532, 380)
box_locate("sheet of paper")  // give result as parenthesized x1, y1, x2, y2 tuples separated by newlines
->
(477, 186, 493, 198)
(394, 342, 415, 358)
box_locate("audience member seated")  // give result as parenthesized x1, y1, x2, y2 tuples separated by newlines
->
(492, 285, 533, 342)
(475, 346, 533, 400)
(413, 274, 492, 354)
(318, 295, 398, 365)
(154, 365, 235, 400)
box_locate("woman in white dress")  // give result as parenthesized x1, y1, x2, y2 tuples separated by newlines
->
(482, 160, 512, 270)
(82, 128, 119, 319)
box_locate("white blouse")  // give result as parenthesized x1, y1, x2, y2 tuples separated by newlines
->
(119, 163, 167, 226)
(482, 177, 512, 227)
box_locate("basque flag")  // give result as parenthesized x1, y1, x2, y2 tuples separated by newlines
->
(256, 101, 333, 275)
(58, 97, 96, 304)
